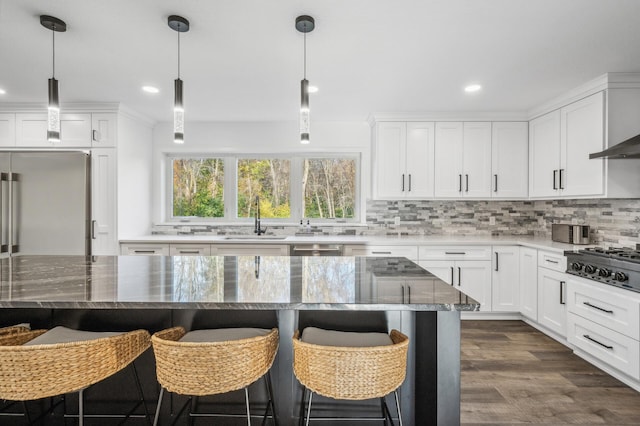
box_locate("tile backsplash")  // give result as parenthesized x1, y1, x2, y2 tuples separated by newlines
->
(152, 198, 640, 247)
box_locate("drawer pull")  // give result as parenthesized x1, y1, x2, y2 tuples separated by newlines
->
(178, 250, 201, 254)
(545, 259, 559, 264)
(133, 250, 156, 254)
(583, 302, 614, 314)
(445, 252, 466, 255)
(371, 251, 392, 255)
(583, 334, 613, 350)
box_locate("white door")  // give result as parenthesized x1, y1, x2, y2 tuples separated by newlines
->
(492, 122, 528, 198)
(462, 122, 492, 197)
(457, 261, 492, 311)
(0, 114, 15, 147)
(405, 122, 435, 198)
(91, 148, 118, 255)
(434, 122, 464, 197)
(492, 247, 520, 312)
(519, 247, 538, 321)
(375, 122, 406, 198)
(560, 91, 605, 197)
(529, 110, 561, 198)
(537, 268, 567, 337)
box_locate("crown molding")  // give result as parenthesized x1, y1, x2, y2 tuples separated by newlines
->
(367, 111, 528, 125)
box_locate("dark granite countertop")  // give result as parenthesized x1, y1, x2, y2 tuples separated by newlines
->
(0, 255, 479, 311)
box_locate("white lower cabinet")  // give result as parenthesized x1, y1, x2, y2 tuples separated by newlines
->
(169, 244, 212, 256)
(419, 260, 492, 311)
(537, 267, 567, 337)
(212, 244, 289, 256)
(373, 277, 433, 304)
(491, 246, 520, 312)
(343, 245, 418, 261)
(519, 247, 538, 321)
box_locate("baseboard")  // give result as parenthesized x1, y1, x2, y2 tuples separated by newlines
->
(461, 311, 522, 320)
(572, 348, 640, 392)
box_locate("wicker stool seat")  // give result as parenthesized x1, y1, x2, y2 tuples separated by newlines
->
(151, 326, 279, 425)
(0, 325, 151, 425)
(293, 327, 409, 425)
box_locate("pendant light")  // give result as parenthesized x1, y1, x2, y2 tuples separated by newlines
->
(40, 15, 66, 143)
(168, 15, 189, 144)
(296, 15, 315, 144)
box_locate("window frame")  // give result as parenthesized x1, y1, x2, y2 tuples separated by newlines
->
(165, 152, 361, 224)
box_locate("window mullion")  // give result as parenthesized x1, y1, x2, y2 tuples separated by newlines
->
(225, 157, 237, 220)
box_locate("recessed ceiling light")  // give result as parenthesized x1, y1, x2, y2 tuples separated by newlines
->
(308, 85, 318, 93)
(142, 86, 160, 94)
(464, 84, 482, 93)
(0, 88, 6, 95)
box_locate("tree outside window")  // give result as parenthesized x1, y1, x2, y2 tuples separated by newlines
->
(302, 158, 355, 219)
(237, 159, 291, 218)
(172, 158, 224, 218)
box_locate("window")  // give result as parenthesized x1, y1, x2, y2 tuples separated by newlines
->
(237, 159, 290, 219)
(303, 158, 356, 219)
(171, 158, 224, 218)
(167, 154, 359, 223)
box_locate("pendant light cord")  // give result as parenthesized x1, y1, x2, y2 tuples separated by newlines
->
(52, 28, 55, 78)
(303, 30, 307, 79)
(177, 28, 181, 79)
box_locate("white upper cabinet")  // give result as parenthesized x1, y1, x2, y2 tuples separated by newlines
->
(373, 121, 434, 199)
(434, 122, 492, 198)
(491, 122, 528, 198)
(529, 91, 604, 198)
(0, 113, 16, 147)
(16, 113, 92, 147)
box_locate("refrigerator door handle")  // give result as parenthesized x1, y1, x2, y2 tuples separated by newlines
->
(0, 173, 8, 253)
(9, 172, 19, 254)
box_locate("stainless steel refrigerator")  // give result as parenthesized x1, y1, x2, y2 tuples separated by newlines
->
(0, 151, 91, 256)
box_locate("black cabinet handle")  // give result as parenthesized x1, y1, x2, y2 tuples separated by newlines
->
(583, 301, 614, 314)
(401, 285, 405, 304)
(458, 174, 462, 192)
(495, 252, 499, 271)
(560, 281, 565, 305)
(559, 169, 565, 190)
(445, 252, 466, 255)
(465, 174, 469, 192)
(450, 267, 454, 285)
(545, 259, 559, 264)
(408, 285, 411, 304)
(553, 170, 558, 190)
(583, 334, 613, 350)
(458, 267, 462, 286)
(401, 174, 405, 191)
(494, 174, 498, 192)
(408, 174, 412, 192)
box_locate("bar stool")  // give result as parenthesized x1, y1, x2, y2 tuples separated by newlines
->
(0, 325, 151, 425)
(293, 327, 409, 425)
(151, 326, 279, 425)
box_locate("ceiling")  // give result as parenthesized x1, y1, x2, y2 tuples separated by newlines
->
(1, 0, 640, 123)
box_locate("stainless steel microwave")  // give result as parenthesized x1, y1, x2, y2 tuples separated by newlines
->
(551, 224, 590, 245)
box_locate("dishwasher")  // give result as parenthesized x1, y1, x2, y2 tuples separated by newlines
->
(289, 243, 344, 256)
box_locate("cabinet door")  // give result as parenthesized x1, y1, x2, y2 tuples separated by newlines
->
(492, 247, 520, 312)
(560, 91, 605, 197)
(0, 113, 15, 147)
(492, 122, 528, 198)
(537, 268, 567, 337)
(529, 110, 561, 198)
(375, 122, 406, 198)
(457, 261, 492, 311)
(519, 247, 538, 321)
(16, 113, 92, 147)
(92, 113, 117, 147)
(418, 260, 455, 284)
(374, 278, 406, 303)
(405, 122, 435, 198)
(462, 122, 492, 198)
(406, 279, 436, 304)
(91, 149, 118, 255)
(434, 122, 464, 197)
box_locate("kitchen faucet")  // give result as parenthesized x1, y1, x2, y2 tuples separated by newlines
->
(254, 196, 267, 235)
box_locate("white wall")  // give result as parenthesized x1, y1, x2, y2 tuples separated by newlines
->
(118, 112, 154, 236)
(151, 120, 371, 224)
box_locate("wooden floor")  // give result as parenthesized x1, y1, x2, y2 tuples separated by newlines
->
(461, 320, 640, 425)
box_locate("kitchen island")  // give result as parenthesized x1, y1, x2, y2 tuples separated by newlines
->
(0, 255, 478, 425)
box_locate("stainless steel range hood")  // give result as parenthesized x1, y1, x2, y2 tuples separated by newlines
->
(590, 133, 640, 159)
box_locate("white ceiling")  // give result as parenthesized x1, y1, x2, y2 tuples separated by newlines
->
(1, 0, 640, 123)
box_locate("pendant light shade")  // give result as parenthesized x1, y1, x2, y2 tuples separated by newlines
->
(296, 15, 315, 145)
(40, 15, 66, 143)
(168, 15, 189, 144)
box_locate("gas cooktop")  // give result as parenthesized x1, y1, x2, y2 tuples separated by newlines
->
(565, 247, 640, 292)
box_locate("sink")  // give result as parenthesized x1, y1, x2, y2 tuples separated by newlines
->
(222, 236, 288, 240)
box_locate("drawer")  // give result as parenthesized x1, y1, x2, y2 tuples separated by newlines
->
(120, 244, 170, 256)
(538, 250, 567, 272)
(567, 313, 640, 380)
(169, 244, 212, 256)
(212, 244, 289, 256)
(567, 277, 640, 340)
(346, 245, 418, 261)
(418, 246, 491, 261)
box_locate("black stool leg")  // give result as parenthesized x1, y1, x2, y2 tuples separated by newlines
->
(298, 387, 307, 426)
(263, 371, 278, 426)
(21, 401, 31, 424)
(131, 362, 152, 425)
(153, 388, 164, 426)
